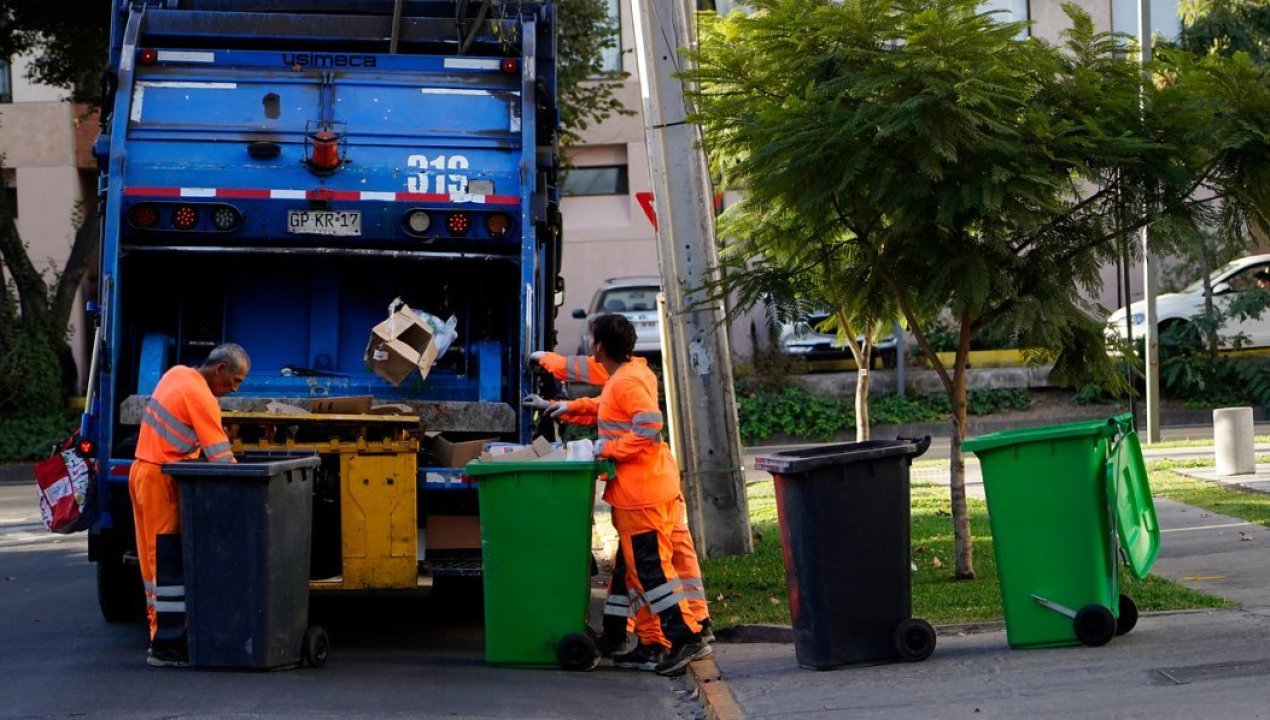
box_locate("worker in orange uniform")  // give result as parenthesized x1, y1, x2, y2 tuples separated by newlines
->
(529, 315, 710, 676)
(526, 349, 713, 652)
(129, 343, 250, 667)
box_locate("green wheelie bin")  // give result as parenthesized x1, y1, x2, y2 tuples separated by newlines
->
(963, 413, 1160, 649)
(464, 458, 614, 670)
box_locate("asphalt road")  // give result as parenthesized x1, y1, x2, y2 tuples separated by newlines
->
(0, 482, 704, 720)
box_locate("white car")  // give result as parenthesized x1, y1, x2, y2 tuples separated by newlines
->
(572, 277, 663, 355)
(777, 310, 899, 366)
(1105, 254, 1270, 349)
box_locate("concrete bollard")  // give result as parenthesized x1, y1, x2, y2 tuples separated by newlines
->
(1214, 407, 1256, 476)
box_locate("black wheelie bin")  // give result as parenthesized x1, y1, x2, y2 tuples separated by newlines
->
(164, 450, 328, 670)
(754, 437, 935, 669)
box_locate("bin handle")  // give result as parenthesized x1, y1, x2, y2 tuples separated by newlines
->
(897, 434, 932, 459)
(1110, 412, 1135, 438)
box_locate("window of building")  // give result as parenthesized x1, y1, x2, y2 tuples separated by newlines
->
(599, 0, 622, 75)
(980, 0, 1029, 36)
(1112, 0, 1181, 44)
(0, 59, 12, 103)
(562, 165, 629, 196)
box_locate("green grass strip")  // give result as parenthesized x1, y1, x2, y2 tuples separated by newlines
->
(702, 477, 1229, 629)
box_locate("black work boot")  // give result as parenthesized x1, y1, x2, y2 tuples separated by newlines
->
(612, 643, 665, 671)
(655, 636, 712, 676)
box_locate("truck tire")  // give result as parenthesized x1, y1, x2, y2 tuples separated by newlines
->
(97, 558, 145, 623)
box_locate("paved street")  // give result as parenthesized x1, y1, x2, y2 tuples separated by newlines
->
(0, 482, 704, 719)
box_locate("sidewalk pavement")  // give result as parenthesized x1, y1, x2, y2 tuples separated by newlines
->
(690, 441, 1270, 719)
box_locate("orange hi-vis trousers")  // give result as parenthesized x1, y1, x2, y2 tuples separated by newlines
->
(610, 498, 702, 650)
(128, 460, 186, 643)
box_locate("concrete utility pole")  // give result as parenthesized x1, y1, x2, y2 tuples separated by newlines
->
(629, 0, 752, 558)
(1139, 0, 1161, 443)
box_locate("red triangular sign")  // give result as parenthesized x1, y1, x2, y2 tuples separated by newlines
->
(635, 191, 657, 231)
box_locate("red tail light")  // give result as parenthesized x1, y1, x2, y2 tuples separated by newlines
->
(129, 203, 159, 229)
(172, 205, 199, 230)
(309, 131, 341, 171)
(446, 212, 472, 236)
(500, 58, 520, 74)
(77, 439, 95, 457)
(138, 48, 158, 65)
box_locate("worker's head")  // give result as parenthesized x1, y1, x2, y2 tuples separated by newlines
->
(201, 343, 251, 397)
(591, 313, 636, 364)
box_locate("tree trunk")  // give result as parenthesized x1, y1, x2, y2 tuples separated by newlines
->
(0, 171, 49, 327)
(949, 309, 976, 580)
(856, 340, 871, 442)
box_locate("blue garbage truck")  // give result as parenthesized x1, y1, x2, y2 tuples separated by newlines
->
(84, 0, 562, 620)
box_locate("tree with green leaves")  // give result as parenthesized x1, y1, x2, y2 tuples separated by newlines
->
(1178, 0, 1270, 61)
(686, 0, 1270, 578)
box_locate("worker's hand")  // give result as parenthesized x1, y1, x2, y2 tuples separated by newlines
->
(593, 438, 608, 457)
(547, 400, 571, 418)
(529, 350, 547, 364)
(522, 393, 551, 411)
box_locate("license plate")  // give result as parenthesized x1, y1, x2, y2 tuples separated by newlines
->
(287, 210, 361, 236)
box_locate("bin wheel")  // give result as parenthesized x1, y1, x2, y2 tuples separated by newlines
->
(892, 618, 936, 662)
(557, 632, 599, 671)
(1073, 605, 1116, 647)
(1115, 594, 1139, 636)
(302, 626, 330, 668)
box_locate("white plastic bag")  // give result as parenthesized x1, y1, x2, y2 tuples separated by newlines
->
(412, 309, 459, 356)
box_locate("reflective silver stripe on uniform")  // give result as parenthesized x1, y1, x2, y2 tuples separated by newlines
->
(208, 451, 234, 464)
(632, 425, 662, 441)
(604, 595, 631, 617)
(141, 412, 198, 454)
(204, 440, 232, 459)
(649, 590, 690, 614)
(154, 600, 186, 612)
(632, 411, 664, 440)
(682, 579, 706, 600)
(153, 584, 185, 597)
(628, 589, 646, 613)
(569, 356, 592, 384)
(146, 398, 198, 443)
(598, 420, 630, 433)
(643, 579, 682, 603)
(633, 411, 663, 427)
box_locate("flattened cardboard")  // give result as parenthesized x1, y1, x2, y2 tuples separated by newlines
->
(427, 432, 498, 468)
(478, 436, 557, 462)
(427, 515, 482, 550)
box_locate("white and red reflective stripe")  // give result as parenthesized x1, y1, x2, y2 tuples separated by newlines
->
(123, 186, 518, 205)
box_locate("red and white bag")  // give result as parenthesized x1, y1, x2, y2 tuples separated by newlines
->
(34, 439, 95, 534)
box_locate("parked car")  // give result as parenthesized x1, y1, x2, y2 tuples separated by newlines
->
(777, 309, 899, 367)
(572, 277, 663, 355)
(1105, 254, 1270, 350)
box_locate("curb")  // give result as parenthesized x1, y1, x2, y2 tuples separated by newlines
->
(688, 655, 746, 720)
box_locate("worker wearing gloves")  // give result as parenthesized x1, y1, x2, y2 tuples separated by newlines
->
(527, 315, 710, 676)
(129, 343, 250, 667)
(526, 350, 714, 651)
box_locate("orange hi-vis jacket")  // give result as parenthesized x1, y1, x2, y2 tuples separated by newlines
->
(136, 365, 234, 464)
(559, 357, 679, 509)
(539, 352, 609, 386)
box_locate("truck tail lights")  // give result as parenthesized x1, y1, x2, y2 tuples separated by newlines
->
(138, 48, 158, 65)
(128, 203, 159, 229)
(485, 212, 511, 238)
(405, 209, 432, 234)
(446, 212, 472, 236)
(172, 205, 199, 230)
(211, 205, 242, 231)
(308, 131, 341, 172)
(500, 58, 519, 74)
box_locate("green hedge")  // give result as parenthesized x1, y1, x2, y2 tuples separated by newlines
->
(0, 411, 80, 462)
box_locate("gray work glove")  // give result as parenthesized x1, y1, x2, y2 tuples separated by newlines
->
(528, 350, 547, 365)
(522, 393, 551, 411)
(547, 400, 571, 418)
(593, 438, 608, 457)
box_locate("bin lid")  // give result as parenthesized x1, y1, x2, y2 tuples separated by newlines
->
(753, 438, 928, 476)
(1108, 430, 1160, 578)
(162, 451, 320, 478)
(962, 415, 1124, 455)
(462, 459, 615, 477)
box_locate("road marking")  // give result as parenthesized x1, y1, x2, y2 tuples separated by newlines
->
(1180, 574, 1227, 582)
(1162, 522, 1254, 533)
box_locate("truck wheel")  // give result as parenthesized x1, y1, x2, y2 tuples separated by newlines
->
(556, 632, 599, 671)
(302, 626, 330, 668)
(97, 559, 145, 623)
(1074, 604, 1116, 647)
(1115, 594, 1139, 636)
(892, 618, 936, 662)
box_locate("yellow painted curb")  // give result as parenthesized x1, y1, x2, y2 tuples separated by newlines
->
(688, 655, 746, 720)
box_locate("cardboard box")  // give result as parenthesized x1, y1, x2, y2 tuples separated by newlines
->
(312, 396, 373, 414)
(364, 303, 439, 385)
(426, 515, 482, 550)
(479, 436, 557, 462)
(427, 432, 498, 468)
